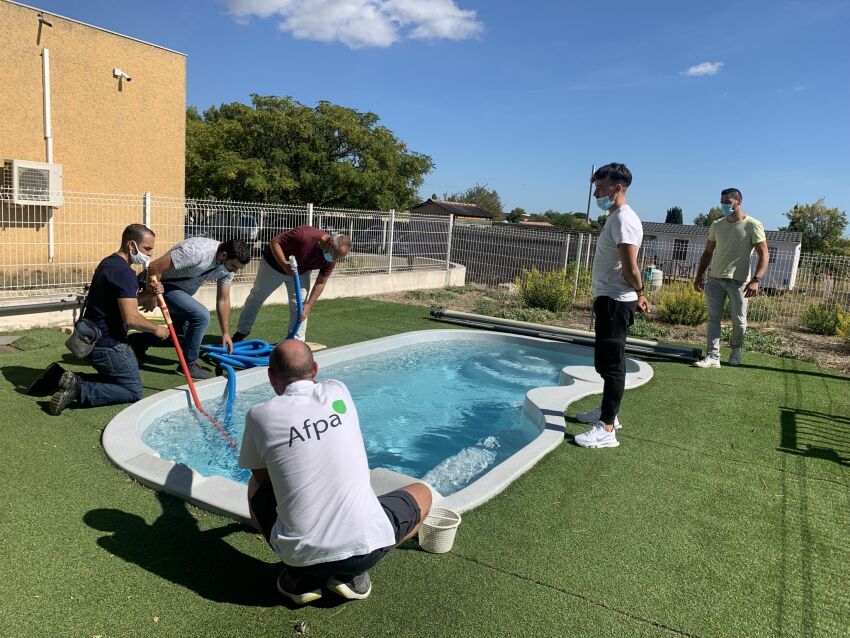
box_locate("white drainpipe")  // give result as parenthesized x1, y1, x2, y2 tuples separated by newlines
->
(43, 48, 55, 262)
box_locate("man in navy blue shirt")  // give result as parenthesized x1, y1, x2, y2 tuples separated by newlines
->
(37, 224, 170, 415)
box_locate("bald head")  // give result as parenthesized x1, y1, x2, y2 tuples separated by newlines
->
(268, 339, 316, 393)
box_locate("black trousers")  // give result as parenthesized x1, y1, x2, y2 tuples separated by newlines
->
(593, 296, 636, 424)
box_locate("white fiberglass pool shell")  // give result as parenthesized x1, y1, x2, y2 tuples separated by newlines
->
(102, 329, 653, 524)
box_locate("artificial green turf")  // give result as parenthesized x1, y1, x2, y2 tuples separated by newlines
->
(0, 298, 848, 637)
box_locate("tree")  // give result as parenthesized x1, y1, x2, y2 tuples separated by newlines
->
(665, 206, 684, 224)
(443, 184, 504, 220)
(185, 95, 434, 209)
(693, 207, 724, 227)
(780, 199, 848, 254)
(539, 210, 594, 231)
(507, 207, 526, 223)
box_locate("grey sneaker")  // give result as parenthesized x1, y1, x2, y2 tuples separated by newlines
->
(177, 362, 214, 380)
(576, 406, 622, 429)
(49, 372, 81, 415)
(728, 348, 743, 366)
(327, 571, 372, 600)
(693, 356, 721, 369)
(276, 569, 322, 605)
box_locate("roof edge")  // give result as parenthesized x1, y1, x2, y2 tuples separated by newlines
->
(7, 1, 187, 57)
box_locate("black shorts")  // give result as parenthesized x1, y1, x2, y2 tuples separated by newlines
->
(249, 483, 422, 583)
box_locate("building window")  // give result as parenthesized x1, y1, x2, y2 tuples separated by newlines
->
(673, 239, 688, 261)
(768, 246, 777, 264)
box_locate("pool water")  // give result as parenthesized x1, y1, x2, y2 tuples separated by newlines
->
(142, 339, 588, 495)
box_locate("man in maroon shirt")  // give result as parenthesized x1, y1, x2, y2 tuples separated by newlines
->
(234, 226, 350, 342)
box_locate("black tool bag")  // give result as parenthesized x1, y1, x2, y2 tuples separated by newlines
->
(65, 279, 102, 359)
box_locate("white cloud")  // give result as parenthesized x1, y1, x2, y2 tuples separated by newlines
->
(222, 0, 483, 48)
(683, 62, 724, 77)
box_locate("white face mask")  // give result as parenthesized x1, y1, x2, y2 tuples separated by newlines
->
(129, 241, 151, 267)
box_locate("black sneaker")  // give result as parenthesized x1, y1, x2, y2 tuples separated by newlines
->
(327, 571, 372, 600)
(176, 362, 214, 380)
(49, 372, 81, 415)
(128, 333, 149, 363)
(232, 331, 249, 343)
(26, 362, 66, 396)
(276, 569, 322, 605)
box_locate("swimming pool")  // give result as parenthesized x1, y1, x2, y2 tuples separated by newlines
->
(141, 338, 593, 496)
(103, 330, 653, 521)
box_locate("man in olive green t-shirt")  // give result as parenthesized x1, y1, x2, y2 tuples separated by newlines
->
(692, 188, 769, 368)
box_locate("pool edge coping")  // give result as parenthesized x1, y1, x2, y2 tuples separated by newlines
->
(102, 329, 654, 524)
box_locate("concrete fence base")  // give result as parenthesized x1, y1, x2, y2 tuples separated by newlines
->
(0, 264, 466, 332)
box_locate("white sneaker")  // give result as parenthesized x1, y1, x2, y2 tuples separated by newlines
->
(693, 356, 721, 369)
(574, 422, 620, 449)
(728, 348, 743, 366)
(576, 406, 622, 429)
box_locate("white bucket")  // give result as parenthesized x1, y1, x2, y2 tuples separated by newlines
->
(418, 507, 462, 553)
(649, 268, 663, 292)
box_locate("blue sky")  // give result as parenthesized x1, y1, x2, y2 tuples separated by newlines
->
(31, 0, 850, 230)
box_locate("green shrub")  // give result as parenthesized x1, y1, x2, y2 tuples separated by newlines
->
(655, 282, 708, 325)
(565, 262, 593, 300)
(473, 299, 510, 316)
(836, 308, 850, 343)
(746, 295, 780, 323)
(494, 307, 560, 323)
(404, 289, 458, 303)
(628, 314, 670, 340)
(801, 303, 842, 335)
(515, 268, 573, 312)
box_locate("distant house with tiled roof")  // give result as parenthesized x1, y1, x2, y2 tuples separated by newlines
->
(641, 222, 803, 290)
(517, 220, 554, 227)
(410, 199, 494, 223)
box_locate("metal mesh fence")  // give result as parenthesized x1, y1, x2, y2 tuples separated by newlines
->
(0, 191, 453, 298)
(2, 188, 849, 332)
(0, 190, 144, 297)
(447, 223, 850, 329)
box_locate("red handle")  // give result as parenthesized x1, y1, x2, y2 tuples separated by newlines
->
(150, 276, 237, 450)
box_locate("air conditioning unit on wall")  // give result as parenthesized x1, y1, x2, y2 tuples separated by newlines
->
(3, 159, 64, 207)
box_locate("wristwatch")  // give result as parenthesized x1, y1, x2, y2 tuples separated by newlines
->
(751, 276, 761, 284)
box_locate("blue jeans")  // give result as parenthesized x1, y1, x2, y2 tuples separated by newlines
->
(137, 287, 210, 364)
(80, 342, 144, 407)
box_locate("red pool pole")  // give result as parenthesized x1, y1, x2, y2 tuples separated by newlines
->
(150, 276, 238, 450)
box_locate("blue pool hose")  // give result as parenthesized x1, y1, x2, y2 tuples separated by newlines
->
(201, 256, 304, 416)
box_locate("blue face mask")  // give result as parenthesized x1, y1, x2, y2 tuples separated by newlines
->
(721, 203, 735, 214)
(596, 196, 615, 212)
(323, 251, 334, 263)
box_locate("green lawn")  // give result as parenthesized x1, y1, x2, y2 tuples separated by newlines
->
(1, 298, 848, 637)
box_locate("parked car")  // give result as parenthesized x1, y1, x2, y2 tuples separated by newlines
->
(356, 223, 412, 256)
(185, 205, 259, 245)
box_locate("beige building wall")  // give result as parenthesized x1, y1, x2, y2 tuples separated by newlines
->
(0, 0, 186, 287)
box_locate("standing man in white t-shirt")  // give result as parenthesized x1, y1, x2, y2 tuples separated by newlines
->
(239, 339, 432, 604)
(574, 163, 648, 449)
(692, 188, 769, 368)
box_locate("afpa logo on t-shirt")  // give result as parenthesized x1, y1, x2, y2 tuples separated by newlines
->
(287, 399, 347, 447)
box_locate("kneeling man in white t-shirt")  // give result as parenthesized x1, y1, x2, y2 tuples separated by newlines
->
(239, 339, 432, 604)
